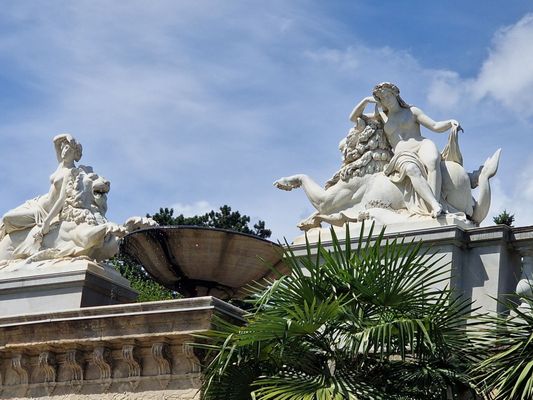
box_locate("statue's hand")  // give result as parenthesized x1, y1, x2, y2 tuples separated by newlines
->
(364, 96, 377, 104)
(33, 230, 44, 243)
(33, 222, 50, 242)
(107, 223, 127, 236)
(450, 119, 463, 132)
(41, 221, 51, 235)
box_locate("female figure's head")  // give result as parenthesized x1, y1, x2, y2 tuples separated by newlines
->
(53, 134, 83, 164)
(372, 82, 410, 112)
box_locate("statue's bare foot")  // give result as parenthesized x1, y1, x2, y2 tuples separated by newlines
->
(431, 204, 443, 218)
(342, 213, 360, 223)
(273, 176, 302, 191)
(314, 213, 345, 227)
(341, 211, 371, 223)
(480, 148, 501, 180)
(297, 214, 321, 231)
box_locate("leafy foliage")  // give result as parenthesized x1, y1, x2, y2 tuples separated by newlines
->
(195, 224, 483, 400)
(111, 255, 178, 302)
(473, 289, 533, 400)
(147, 205, 271, 239)
(493, 210, 515, 226)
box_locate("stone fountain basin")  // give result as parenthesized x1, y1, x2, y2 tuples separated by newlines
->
(120, 226, 287, 298)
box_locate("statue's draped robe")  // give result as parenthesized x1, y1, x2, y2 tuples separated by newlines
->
(384, 151, 432, 216)
(383, 126, 468, 218)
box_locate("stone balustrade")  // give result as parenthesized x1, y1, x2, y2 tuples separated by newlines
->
(0, 297, 243, 399)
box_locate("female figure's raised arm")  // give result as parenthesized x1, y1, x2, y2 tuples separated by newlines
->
(411, 106, 461, 133)
(349, 96, 377, 123)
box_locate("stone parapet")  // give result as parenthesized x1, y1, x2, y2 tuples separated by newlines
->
(0, 297, 244, 399)
(290, 224, 533, 316)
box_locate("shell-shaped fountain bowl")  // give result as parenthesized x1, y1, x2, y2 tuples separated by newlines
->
(120, 226, 288, 299)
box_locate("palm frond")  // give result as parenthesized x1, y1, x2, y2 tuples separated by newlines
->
(473, 289, 533, 400)
(196, 222, 480, 399)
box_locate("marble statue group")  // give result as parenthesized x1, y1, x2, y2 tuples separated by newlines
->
(0, 134, 155, 265)
(275, 82, 501, 230)
(0, 82, 501, 265)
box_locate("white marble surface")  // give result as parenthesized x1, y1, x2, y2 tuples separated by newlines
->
(0, 134, 155, 264)
(290, 215, 473, 245)
(275, 82, 501, 231)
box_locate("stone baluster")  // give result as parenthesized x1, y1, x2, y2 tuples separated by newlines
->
(92, 346, 112, 392)
(9, 353, 29, 397)
(37, 351, 57, 383)
(181, 343, 201, 386)
(37, 351, 57, 396)
(92, 347, 112, 380)
(11, 354, 29, 385)
(151, 342, 171, 389)
(65, 349, 84, 383)
(517, 254, 533, 311)
(122, 344, 141, 378)
(122, 344, 141, 389)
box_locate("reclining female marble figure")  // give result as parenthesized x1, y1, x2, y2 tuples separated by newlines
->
(0, 134, 155, 264)
(274, 83, 501, 230)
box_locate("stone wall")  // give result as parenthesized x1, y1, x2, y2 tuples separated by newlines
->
(0, 297, 244, 399)
(290, 224, 533, 316)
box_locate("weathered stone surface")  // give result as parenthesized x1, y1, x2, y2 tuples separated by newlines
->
(4, 390, 200, 399)
(0, 297, 244, 399)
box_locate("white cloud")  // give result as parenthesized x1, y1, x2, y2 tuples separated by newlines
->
(427, 70, 465, 111)
(482, 177, 512, 226)
(170, 201, 215, 217)
(425, 14, 533, 119)
(484, 159, 533, 227)
(0, 3, 533, 242)
(304, 47, 360, 71)
(472, 14, 533, 115)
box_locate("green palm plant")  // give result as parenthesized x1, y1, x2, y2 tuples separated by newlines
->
(473, 290, 533, 400)
(196, 224, 483, 400)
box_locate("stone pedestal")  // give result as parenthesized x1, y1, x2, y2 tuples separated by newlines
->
(291, 222, 533, 316)
(291, 215, 473, 245)
(0, 258, 137, 317)
(0, 296, 243, 399)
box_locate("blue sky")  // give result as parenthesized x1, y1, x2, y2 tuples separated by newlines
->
(0, 1, 532, 241)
